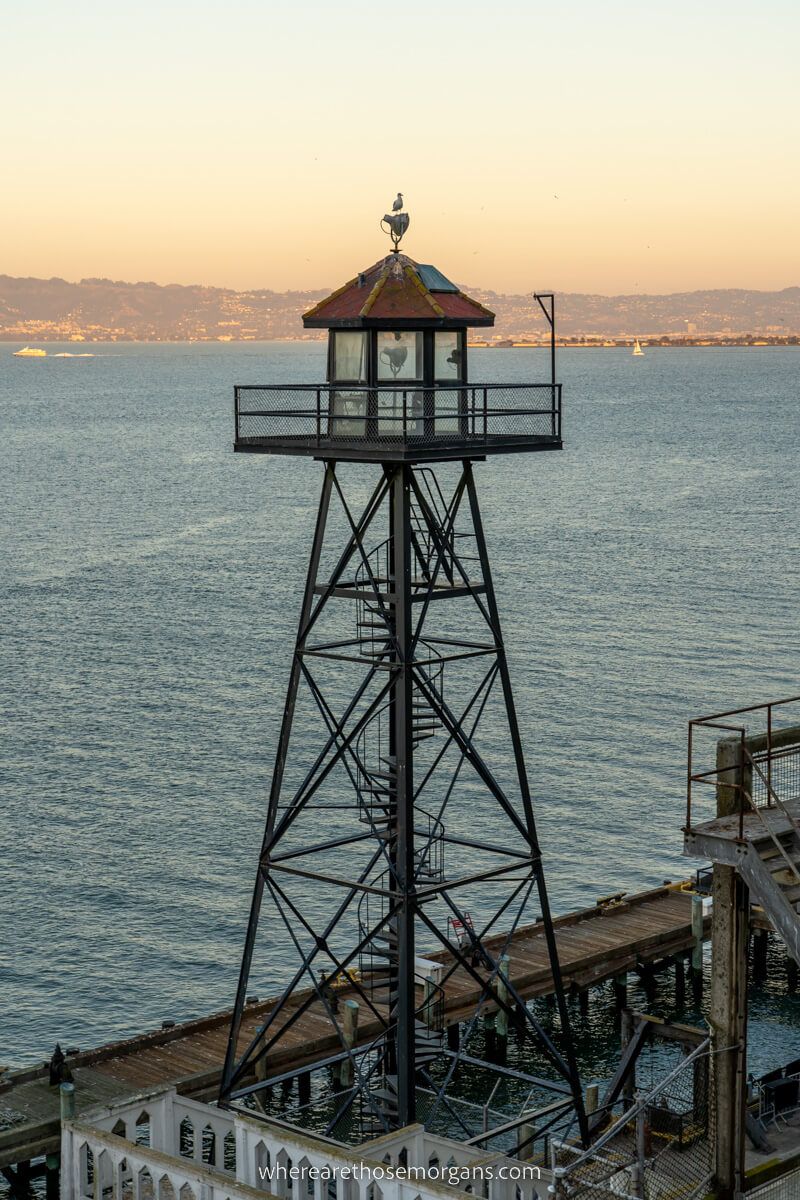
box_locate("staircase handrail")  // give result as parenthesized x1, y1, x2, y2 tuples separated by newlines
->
(356, 868, 393, 988)
(416, 467, 450, 525)
(354, 538, 391, 620)
(415, 975, 446, 1032)
(413, 804, 445, 884)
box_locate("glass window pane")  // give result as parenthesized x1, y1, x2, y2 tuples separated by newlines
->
(377, 331, 422, 381)
(434, 331, 463, 380)
(333, 332, 367, 381)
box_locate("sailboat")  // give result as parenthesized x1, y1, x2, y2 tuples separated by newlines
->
(632, 338, 644, 357)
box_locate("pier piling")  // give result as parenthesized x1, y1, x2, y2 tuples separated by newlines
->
(495, 955, 510, 1039)
(709, 736, 751, 1196)
(752, 930, 768, 982)
(620, 1011, 635, 1106)
(690, 894, 705, 1001)
(675, 955, 686, 1007)
(45, 1155, 59, 1200)
(339, 1000, 359, 1089)
(60, 1082, 75, 1120)
(483, 1013, 497, 1058)
(517, 1124, 534, 1160)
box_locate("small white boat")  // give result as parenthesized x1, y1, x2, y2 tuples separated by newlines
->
(632, 338, 644, 357)
(13, 346, 47, 357)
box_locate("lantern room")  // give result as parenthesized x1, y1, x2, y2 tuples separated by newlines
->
(304, 252, 492, 386)
(234, 200, 561, 462)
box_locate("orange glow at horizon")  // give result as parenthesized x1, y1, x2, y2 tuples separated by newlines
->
(3, 0, 798, 296)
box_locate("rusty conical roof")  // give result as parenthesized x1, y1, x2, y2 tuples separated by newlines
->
(303, 253, 494, 329)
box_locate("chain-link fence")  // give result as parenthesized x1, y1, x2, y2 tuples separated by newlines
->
(748, 1164, 800, 1199)
(551, 1040, 713, 1199)
(751, 741, 800, 809)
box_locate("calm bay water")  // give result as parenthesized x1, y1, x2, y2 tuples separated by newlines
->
(2, 342, 799, 1078)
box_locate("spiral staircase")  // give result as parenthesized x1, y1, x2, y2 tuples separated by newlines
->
(348, 475, 456, 1133)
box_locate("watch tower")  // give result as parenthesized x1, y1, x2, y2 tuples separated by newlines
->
(220, 201, 586, 1145)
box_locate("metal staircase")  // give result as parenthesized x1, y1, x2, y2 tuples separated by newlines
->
(349, 510, 449, 1132)
(685, 713, 800, 967)
(757, 833, 800, 906)
(738, 831, 800, 962)
(353, 530, 448, 845)
(358, 1005, 447, 1127)
(408, 467, 478, 584)
(355, 874, 447, 1132)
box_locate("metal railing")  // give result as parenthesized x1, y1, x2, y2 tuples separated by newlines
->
(686, 697, 800, 841)
(552, 1039, 713, 1199)
(234, 382, 561, 447)
(747, 1164, 800, 1199)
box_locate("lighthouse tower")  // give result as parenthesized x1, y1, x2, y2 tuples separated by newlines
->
(220, 202, 585, 1144)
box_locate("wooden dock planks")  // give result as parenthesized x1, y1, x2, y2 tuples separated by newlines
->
(0, 883, 702, 1168)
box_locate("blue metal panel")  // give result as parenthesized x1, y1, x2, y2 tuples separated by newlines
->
(417, 264, 459, 293)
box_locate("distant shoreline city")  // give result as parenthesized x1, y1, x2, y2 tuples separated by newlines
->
(1, 273, 799, 346)
(7, 337, 800, 350)
(469, 334, 800, 348)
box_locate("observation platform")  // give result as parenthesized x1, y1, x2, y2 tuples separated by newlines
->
(233, 383, 562, 462)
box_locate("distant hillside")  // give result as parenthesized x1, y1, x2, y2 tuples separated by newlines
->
(0, 276, 326, 343)
(1, 274, 799, 341)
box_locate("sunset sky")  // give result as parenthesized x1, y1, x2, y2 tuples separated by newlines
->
(4, 0, 798, 295)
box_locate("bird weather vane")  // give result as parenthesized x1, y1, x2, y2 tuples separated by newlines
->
(381, 192, 410, 251)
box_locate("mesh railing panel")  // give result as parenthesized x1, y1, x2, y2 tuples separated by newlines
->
(553, 1044, 712, 1199)
(748, 1165, 800, 1199)
(751, 743, 800, 809)
(235, 384, 560, 446)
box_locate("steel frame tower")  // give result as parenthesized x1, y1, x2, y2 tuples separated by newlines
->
(219, 232, 587, 1145)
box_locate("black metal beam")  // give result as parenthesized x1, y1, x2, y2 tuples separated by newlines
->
(392, 464, 416, 1127)
(220, 462, 335, 1101)
(464, 459, 588, 1146)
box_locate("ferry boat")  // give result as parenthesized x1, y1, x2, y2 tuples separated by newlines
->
(13, 346, 47, 357)
(632, 338, 644, 356)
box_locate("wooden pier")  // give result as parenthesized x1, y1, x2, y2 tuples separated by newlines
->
(0, 882, 710, 1171)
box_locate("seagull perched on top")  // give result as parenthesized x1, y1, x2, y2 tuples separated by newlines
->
(392, 192, 404, 212)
